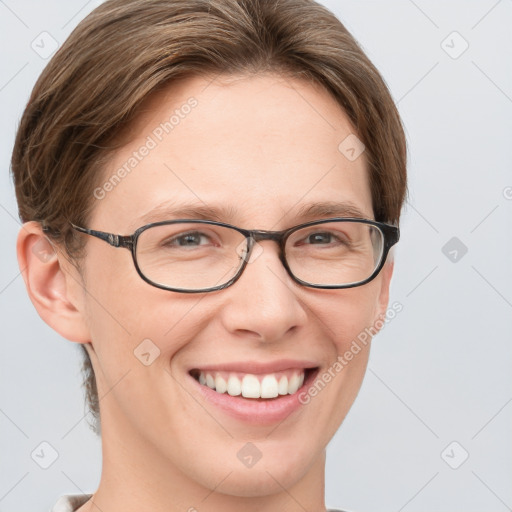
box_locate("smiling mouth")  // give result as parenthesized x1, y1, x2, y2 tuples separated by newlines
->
(189, 367, 318, 400)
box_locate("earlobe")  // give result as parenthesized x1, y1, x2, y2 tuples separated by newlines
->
(17, 221, 91, 343)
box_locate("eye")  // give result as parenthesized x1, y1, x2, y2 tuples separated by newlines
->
(163, 231, 213, 247)
(305, 232, 338, 245)
(297, 230, 350, 247)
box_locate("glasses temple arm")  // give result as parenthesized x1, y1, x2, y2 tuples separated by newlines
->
(71, 223, 132, 248)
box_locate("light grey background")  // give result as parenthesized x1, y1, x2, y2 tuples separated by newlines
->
(1, 1, 511, 511)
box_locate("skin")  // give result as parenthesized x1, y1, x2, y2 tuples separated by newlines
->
(18, 73, 394, 512)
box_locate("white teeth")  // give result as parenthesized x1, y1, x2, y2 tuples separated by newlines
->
(215, 374, 227, 394)
(288, 373, 300, 394)
(277, 376, 288, 395)
(261, 375, 279, 398)
(205, 374, 215, 389)
(227, 374, 242, 396)
(195, 370, 307, 399)
(241, 374, 260, 398)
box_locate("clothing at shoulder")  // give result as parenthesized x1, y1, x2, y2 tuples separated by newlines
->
(50, 494, 347, 512)
(50, 494, 92, 512)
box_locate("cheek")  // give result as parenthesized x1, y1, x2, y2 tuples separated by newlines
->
(83, 244, 168, 335)
(81, 275, 208, 452)
(317, 283, 381, 352)
(80, 247, 199, 383)
(310, 285, 381, 418)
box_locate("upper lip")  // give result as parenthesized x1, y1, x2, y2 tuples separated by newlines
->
(189, 359, 319, 375)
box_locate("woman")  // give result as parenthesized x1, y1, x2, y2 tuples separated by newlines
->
(12, 0, 407, 510)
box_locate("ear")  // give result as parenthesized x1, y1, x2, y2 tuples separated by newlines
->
(17, 221, 91, 343)
(373, 259, 394, 329)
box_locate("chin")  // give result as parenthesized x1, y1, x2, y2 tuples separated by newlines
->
(191, 437, 321, 498)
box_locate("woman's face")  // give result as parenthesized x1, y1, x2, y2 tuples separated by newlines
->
(70, 73, 393, 497)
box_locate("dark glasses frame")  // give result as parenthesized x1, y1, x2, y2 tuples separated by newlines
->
(69, 217, 400, 293)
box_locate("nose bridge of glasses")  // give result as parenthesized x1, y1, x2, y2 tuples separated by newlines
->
(238, 229, 287, 268)
(237, 230, 292, 286)
(247, 229, 287, 253)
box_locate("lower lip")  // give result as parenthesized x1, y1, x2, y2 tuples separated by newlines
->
(187, 369, 319, 425)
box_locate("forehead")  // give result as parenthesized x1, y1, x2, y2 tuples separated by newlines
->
(92, 72, 373, 231)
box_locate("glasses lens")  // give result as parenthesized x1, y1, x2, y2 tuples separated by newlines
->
(285, 221, 384, 286)
(136, 222, 247, 290)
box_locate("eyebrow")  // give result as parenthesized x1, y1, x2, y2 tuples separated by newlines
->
(294, 201, 370, 221)
(132, 200, 371, 230)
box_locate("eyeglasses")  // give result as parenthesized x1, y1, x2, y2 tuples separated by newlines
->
(70, 218, 399, 293)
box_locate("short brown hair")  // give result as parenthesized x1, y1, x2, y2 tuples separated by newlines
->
(11, 0, 407, 436)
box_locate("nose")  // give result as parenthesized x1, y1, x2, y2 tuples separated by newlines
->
(218, 240, 308, 342)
